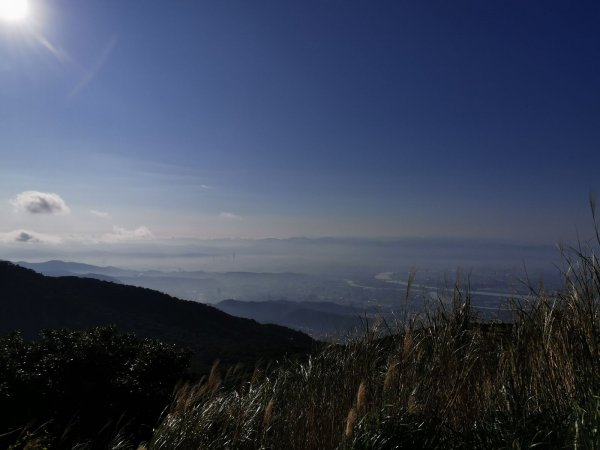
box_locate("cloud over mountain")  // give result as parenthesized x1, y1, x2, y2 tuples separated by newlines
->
(15, 231, 38, 243)
(0, 229, 62, 244)
(219, 212, 241, 220)
(90, 209, 110, 218)
(102, 226, 154, 243)
(11, 191, 70, 215)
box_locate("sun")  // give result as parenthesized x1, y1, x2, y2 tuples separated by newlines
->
(0, 0, 30, 23)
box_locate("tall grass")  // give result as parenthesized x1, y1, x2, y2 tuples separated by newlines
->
(147, 200, 600, 449)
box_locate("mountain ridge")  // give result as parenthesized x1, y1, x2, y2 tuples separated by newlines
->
(0, 261, 313, 371)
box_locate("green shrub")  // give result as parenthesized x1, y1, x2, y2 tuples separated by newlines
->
(0, 326, 191, 449)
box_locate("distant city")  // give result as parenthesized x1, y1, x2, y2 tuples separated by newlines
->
(15, 237, 563, 338)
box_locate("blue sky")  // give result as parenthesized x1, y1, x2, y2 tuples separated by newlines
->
(1, 0, 599, 250)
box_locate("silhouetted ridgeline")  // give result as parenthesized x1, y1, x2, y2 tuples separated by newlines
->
(0, 261, 313, 370)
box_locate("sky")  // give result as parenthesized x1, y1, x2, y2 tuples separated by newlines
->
(1, 0, 599, 262)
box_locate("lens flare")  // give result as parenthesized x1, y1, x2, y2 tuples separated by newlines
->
(0, 0, 30, 22)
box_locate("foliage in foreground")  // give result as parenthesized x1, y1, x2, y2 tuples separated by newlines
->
(0, 326, 191, 449)
(149, 206, 600, 449)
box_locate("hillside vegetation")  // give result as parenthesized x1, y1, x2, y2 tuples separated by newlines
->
(5, 204, 600, 449)
(0, 327, 190, 448)
(0, 261, 313, 373)
(148, 208, 600, 449)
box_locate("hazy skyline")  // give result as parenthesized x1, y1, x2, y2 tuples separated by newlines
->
(1, 1, 599, 254)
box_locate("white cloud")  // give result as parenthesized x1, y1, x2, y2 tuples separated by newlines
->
(0, 229, 62, 244)
(200, 184, 213, 190)
(219, 212, 241, 220)
(101, 226, 155, 243)
(11, 191, 70, 215)
(90, 209, 110, 218)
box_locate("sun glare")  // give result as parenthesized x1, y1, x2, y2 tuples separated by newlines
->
(0, 0, 30, 23)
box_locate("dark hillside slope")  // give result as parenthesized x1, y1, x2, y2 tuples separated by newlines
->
(217, 299, 366, 336)
(0, 261, 313, 369)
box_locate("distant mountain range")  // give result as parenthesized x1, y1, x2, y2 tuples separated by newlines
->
(17, 260, 138, 278)
(16, 260, 354, 305)
(16, 260, 379, 337)
(0, 261, 313, 371)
